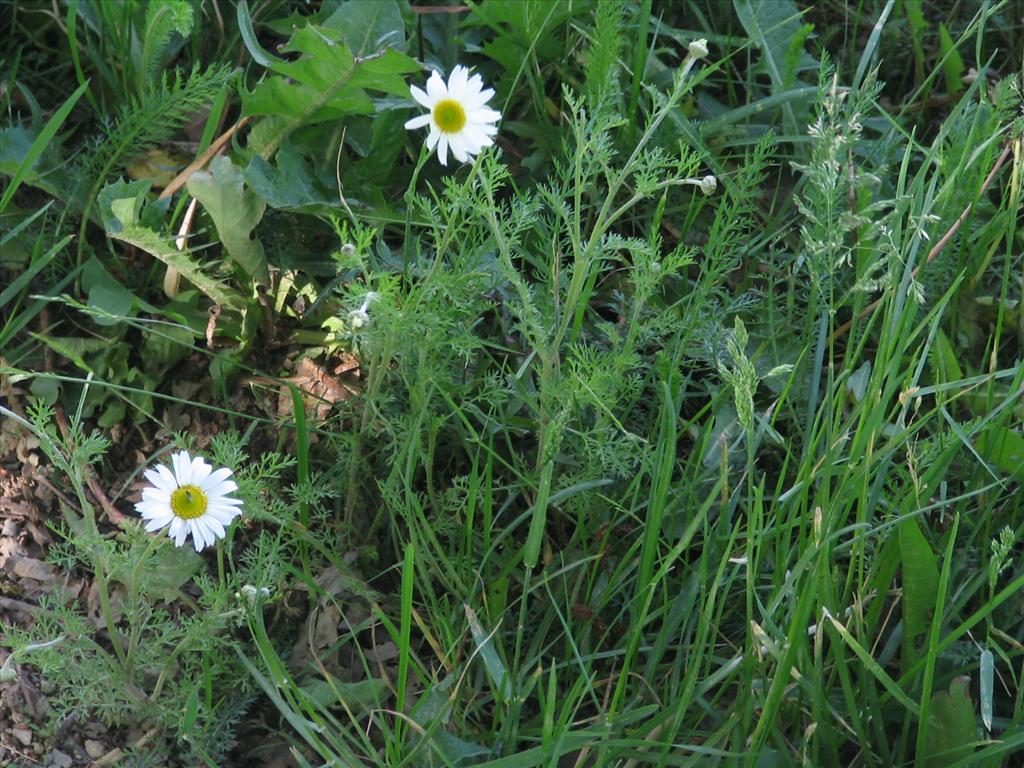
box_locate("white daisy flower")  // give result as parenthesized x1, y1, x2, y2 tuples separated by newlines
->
(404, 65, 501, 166)
(135, 450, 244, 552)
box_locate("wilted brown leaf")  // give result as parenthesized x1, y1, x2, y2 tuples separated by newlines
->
(275, 355, 361, 421)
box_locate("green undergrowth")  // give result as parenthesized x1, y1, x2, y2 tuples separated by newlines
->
(1, 0, 1022, 766)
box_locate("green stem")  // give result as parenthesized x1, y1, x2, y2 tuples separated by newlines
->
(125, 533, 166, 673)
(96, 563, 129, 669)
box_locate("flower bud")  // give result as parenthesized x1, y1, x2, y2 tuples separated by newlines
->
(239, 584, 272, 606)
(699, 175, 717, 196)
(348, 310, 370, 329)
(688, 39, 709, 60)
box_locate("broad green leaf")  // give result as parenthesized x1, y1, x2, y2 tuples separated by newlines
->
(0, 227, 70, 310)
(930, 328, 964, 393)
(430, 732, 492, 764)
(142, 324, 194, 376)
(242, 23, 416, 159)
(244, 76, 372, 122)
(99, 177, 244, 308)
(139, 544, 203, 603)
(244, 145, 337, 213)
(464, 603, 509, 702)
(980, 649, 994, 732)
(186, 155, 270, 284)
(904, 0, 925, 33)
(922, 677, 976, 768)
(733, 0, 812, 86)
(97, 399, 126, 428)
(349, 110, 408, 186)
(28, 334, 110, 371)
(732, 0, 811, 137)
(237, 0, 285, 67)
(181, 686, 200, 736)
(976, 427, 1024, 483)
(938, 23, 965, 95)
(322, 0, 405, 56)
(272, 26, 414, 96)
(0, 81, 87, 214)
(97, 178, 153, 233)
(81, 256, 160, 326)
(898, 517, 939, 672)
(299, 675, 388, 712)
(29, 377, 60, 405)
(112, 226, 244, 310)
(0, 127, 73, 204)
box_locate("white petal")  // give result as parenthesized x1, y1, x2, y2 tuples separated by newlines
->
(205, 480, 239, 500)
(172, 451, 193, 485)
(405, 114, 432, 130)
(462, 124, 493, 150)
(144, 468, 173, 493)
(465, 73, 485, 94)
(465, 87, 495, 109)
(410, 84, 434, 108)
(145, 514, 173, 532)
(137, 501, 170, 518)
(203, 515, 227, 541)
(169, 517, 186, 547)
(449, 133, 469, 163)
(202, 467, 234, 490)
(207, 505, 241, 524)
(155, 464, 178, 491)
(437, 134, 449, 165)
(141, 488, 171, 505)
(191, 521, 207, 552)
(447, 66, 469, 99)
(190, 456, 212, 485)
(425, 70, 447, 102)
(426, 127, 440, 150)
(468, 107, 501, 124)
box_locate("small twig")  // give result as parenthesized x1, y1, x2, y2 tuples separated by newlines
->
(158, 115, 248, 296)
(52, 403, 130, 526)
(163, 195, 199, 299)
(157, 116, 251, 201)
(832, 142, 1013, 342)
(29, 473, 79, 512)
(92, 726, 161, 767)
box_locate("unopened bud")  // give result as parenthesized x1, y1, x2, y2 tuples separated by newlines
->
(688, 39, 709, 60)
(239, 584, 271, 606)
(699, 175, 717, 196)
(348, 309, 370, 330)
(348, 291, 379, 330)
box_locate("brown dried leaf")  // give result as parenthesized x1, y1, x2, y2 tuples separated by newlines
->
(276, 356, 361, 421)
(12, 557, 56, 582)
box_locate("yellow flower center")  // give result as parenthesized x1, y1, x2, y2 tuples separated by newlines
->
(433, 99, 467, 133)
(171, 485, 207, 520)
